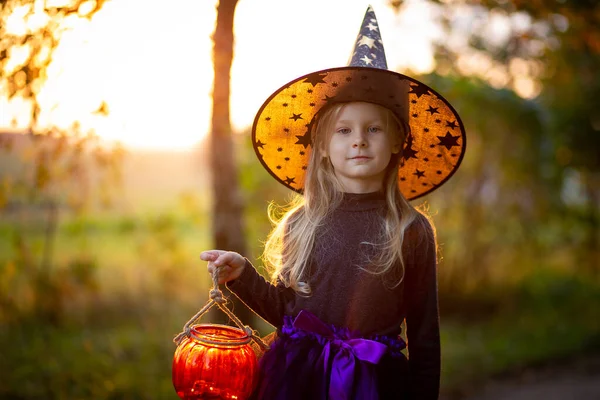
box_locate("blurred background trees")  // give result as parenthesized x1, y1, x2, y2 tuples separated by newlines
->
(1, 0, 599, 398)
(208, 0, 254, 325)
(387, 0, 599, 296)
(0, 0, 124, 326)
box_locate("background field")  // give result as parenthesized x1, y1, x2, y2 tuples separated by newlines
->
(1, 0, 599, 397)
(1, 132, 599, 399)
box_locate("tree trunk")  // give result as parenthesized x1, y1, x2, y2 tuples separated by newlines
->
(209, 0, 251, 324)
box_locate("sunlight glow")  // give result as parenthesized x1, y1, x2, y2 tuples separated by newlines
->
(38, 0, 216, 149)
(4, 5, 32, 35)
(1, 0, 438, 150)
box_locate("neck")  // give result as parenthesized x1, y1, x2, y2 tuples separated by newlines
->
(338, 179, 383, 194)
(337, 190, 386, 211)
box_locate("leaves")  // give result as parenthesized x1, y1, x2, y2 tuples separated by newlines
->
(0, 0, 108, 124)
(404, 0, 600, 278)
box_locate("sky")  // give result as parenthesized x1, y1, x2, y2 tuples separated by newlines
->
(0, 0, 443, 149)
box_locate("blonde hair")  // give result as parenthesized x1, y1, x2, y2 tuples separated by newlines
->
(262, 102, 427, 294)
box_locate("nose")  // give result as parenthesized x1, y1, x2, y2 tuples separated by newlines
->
(352, 132, 368, 148)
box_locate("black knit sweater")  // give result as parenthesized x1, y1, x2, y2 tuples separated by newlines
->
(227, 191, 440, 399)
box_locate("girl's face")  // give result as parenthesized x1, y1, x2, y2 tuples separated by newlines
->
(323, 102, 401, 193)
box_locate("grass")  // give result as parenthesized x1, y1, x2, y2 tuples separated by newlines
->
(0, 207, 263, 399)
(1, 314, 179, 399)
(1, 211, 600, 399)
(440, 270, 600, 393)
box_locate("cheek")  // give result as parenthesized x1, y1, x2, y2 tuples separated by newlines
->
(376, 140, 394, 164)
(327, 139, 345, 157)
(378, 150, 392, 165)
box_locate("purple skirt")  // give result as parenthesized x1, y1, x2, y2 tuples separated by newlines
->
(251, 310, 410, 400)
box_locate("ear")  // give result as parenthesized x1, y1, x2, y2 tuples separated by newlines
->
(391, 141, 402, 154)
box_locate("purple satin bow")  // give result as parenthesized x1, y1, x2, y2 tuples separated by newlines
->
(292, 310, 388, 400)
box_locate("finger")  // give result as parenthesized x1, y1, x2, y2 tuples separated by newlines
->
(200, 250, 222, 261)
(208, 264, 228, 283)
(214, 252, 235, 267)
(207, 262, 216, 274)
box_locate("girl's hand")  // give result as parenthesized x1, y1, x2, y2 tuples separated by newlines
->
(200, 250, 246, 284)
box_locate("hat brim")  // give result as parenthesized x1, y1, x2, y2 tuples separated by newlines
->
(252, 66, 466, 201)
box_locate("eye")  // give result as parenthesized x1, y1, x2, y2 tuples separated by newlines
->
(368, 126, 382, 133)
(336, 127, 351, 134)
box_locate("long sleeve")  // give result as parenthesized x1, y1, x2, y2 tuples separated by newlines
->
(226, 259, 296, 328)
(404, 216, 441, 399)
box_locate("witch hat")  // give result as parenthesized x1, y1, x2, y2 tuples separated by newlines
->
(251, 6, 466, 200)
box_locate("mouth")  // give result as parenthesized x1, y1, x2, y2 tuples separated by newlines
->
(350, 156, 371, 160)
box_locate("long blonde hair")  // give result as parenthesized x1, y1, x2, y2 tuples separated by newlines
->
(262, 102, 426, 294)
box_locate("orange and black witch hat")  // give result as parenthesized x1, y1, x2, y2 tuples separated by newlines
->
(251, 6, 466, 200)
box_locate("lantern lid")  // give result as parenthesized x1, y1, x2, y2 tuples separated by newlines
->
(189, 324, 252, 347)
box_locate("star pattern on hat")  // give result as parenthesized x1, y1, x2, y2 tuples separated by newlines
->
(251, 6, 466, 200)
(360, 55, 373, 65)
(446, 120, 458, 130)
(364, 86, 376, 93)
(254, 68, 465, 198)
(303, 73, 327, 87)
(437, 132, 460, 150)
(409, 83, 430, 98)
(403, 146, 418, 160)
(426, 106, 440, 115)
(349, 6, 388, 69)
(402, 134, 418, 160)
(295, 131, 312, 149)
(414, 169, 425, 179)
(357, 35, 377, 49)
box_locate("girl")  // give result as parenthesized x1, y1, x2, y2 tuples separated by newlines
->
(201, 6, 465, 400)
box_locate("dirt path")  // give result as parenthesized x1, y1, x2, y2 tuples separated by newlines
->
(442, 354, 600, 400)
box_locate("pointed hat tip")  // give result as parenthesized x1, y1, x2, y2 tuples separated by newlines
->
(348, 3, 388, 69)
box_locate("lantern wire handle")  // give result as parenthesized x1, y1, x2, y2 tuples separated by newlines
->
(173, 267, 270, 352)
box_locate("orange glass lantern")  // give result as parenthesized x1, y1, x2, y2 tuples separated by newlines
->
(173, 324, 258, 400)
(172, 271, 267, 400)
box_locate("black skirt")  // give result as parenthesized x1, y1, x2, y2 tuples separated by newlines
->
(251, 310, 410, 400)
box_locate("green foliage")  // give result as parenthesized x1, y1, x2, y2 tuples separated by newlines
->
(0, 318, 178, 399)
(0, 0, 598, 397)
(0, 0, 121, 329)
(0, 205, 214, 398)
(0, 129, 124, 327)
(235, 131, 293, 263)
(442, 268, 600, 390)
(2, 210, 599, 398)
(417, 0, 600, 275)
(392, 0, 600, 293)
(414, 74, 563, 294)
(0, 0, 109, 122)
(1, 130, 124, 212)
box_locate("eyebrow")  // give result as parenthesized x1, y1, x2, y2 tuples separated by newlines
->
(335, 119, 385, 124)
